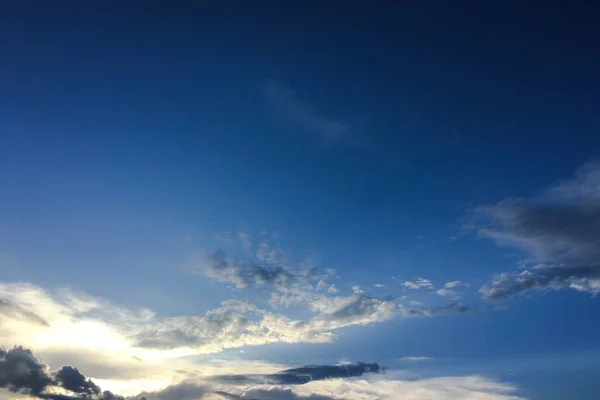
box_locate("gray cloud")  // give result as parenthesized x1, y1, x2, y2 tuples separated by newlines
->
(216, 388, 338, 400)
(214, 362, 383, 386)
(135, 381, 210, 400)
(0, 298, 49, 327)
(0, 346, 123, 400)
(475, 162, 600, 299)
(54, 366, 100, 397)
(194, 250, 297, 290)
(401, 302, 472, 317)
(0, 346, 53, 396)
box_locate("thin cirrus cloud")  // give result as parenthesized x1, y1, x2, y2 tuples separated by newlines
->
(474, 161, 600, 299)
(263, 79, 356, 145)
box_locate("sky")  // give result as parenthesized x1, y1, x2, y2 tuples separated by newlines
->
(1, 1, 600, 399)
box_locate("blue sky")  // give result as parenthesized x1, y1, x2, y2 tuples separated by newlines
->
(1, 2, 600, 400)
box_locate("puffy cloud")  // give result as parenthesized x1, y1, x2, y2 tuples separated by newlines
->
(475, 161, 600, 298)
(191, 250, 296, 290)
(0, 346, 53, 396)
(444, 281, 463, 289)
(54, 366, 101, 397)
(0, 346, 123, 400)
(403, 278, 434, 290)
(142, 373, 524, 400)
(0, 277, 472, 387)
(436, 281, 464, 297)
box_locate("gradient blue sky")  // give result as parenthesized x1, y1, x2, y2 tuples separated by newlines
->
(1, 2, 600, 400)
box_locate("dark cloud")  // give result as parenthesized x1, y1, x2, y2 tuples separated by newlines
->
(0, 346, 53, 395)
(54, 366, 100, 397)
(214, 362, 383, 386)
(0, 298, 49, 326)
(403, 302, 472, 316)
(475, 162, 600, 299)
(0, 346, 123, 400)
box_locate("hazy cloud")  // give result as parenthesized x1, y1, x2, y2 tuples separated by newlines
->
(0, 298, 49, 327)
(476, 161, 600, 298)
(399, 356, 433, 361)
(264, 79, 353, 144)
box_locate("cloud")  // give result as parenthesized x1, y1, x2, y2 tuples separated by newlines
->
(215, 388, 337, 400)
(0, 346, 53, 396)
(3, 346, 523, 400)
(0, 276, 472, 384)
(436, 281, 464, 297)
(138, 373, 524, 400)
(0, 298, 49, 327)
(475, 161, 600, 299)
(263, 79, 353, 144)
(400, 302, 472, 317)
(0, 346, 123, 400)
(54, 366, 101, 397)
(213, 362, 382, 386)
(403, 278, 434, 290)
(399, 356, 433, 361)
(191, 250, 297, 290)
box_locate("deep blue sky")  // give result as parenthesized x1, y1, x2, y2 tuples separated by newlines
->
(1, 2, 600, 400)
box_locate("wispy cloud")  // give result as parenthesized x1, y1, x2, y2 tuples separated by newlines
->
(264, 79, 356, 145)
(473, 161, 600, 299)
(399, 356, 433, 361)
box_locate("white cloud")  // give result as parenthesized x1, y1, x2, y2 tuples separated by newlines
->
(436, 282, 463, 297)
(399, 356, 433, 361)
(403, 278, 434, 290)
(207, 373, 525, 400)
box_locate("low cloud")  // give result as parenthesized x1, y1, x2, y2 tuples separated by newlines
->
(475, 161, 600, 299)
(0, 346, 123, 400)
